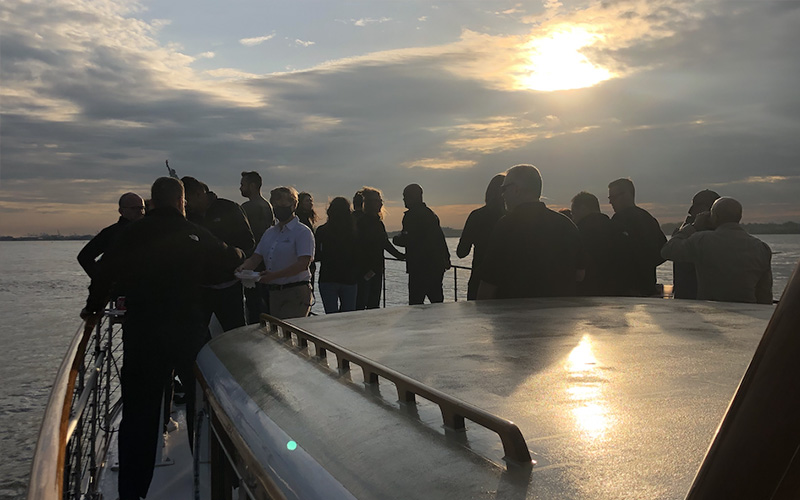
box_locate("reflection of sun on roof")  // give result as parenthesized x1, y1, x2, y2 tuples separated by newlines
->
(518, 26, 613, 91)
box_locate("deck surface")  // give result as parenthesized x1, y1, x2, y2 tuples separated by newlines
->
(203, 297, 774, 499)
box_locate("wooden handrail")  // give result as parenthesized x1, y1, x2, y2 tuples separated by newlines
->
(260, 314, 534, 466)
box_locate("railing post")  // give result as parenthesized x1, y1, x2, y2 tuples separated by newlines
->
(382, 267, 386, 309)
(453, 267, 458, 302)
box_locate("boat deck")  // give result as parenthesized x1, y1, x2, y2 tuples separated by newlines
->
(199, 297, 774, 499)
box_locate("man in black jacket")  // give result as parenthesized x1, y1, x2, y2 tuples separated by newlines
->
(77, 192, 145, 278)
(608, 178, 667, 296)
(82, 177, 244, 500)
(183, 176, 254, 331)
(392, 184, 451, 305)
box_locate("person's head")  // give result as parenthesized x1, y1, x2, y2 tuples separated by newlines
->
(608, 178, 635, 213)
(150, 177, 185, 215)
(270, 186, 299, 224)
(485, 174, 506, 207)
(118, 192, 145, 222)
(710, 197, 742, 227)
(297, 192, 317, 224)
(326, 196, 352, 225)
(181, 176, 210, 213)
(570, 191, 601, 223)
(361, 186, 385, 219)
(402, 184, 424, 209)
(689, 189, 720, 216)
(353, 190, 364, 211)
(501, 164, 542, 210)
(558, 208, 573, 220)
(240, 171, 262, 199)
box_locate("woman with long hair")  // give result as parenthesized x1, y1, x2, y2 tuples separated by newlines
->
(296, 191, 318, 290)
(315, 197, 359, 313)
(355, 187, 405, 309)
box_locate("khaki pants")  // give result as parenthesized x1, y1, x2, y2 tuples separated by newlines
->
(269, 284, 312, 319)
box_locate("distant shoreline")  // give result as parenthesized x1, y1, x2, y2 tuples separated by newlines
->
(2, 221, 798, 241)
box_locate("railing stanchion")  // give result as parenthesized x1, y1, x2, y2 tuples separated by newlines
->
(453, 267, 458, 302)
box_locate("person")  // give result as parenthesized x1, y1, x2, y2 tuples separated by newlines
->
(239, 171, 274, 321)
(237, 186, 315, 319)
(456, 174, 506, 300)
(77, 192, 145, 279)
(182, 176, 254, 331)
(355, 187, 405, 309)
(570, 191, 627, 296)
(296, 191, 318, 291)
(607, 178, 667, 296)
(672, 189, 720, 299)
(81, 177, 244, 500)
(393, 184, 451, 305)
(478, 165, 582, 299)
(315, 197, 359, 313)
(661, 197, 772, 304)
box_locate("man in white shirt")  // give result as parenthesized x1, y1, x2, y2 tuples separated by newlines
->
(238, 186, 315, 319)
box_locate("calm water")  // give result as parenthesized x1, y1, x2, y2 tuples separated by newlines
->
(1, 236, 798, 499)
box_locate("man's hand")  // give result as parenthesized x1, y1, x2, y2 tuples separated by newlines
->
(693, 211, 712, 231)
(80, 308, 100, 330)
(257, 270, 275, 283)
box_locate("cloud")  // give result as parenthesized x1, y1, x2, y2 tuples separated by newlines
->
(239, 33, 275, 46)
(196, 51, 215, 59)
(1, 0, 799, 235)
(295, 39, 315, 47)
(352, 17, 392, 27)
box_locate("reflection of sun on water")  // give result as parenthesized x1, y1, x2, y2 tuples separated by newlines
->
(519, 26, 612, 91)
(566, 335, 610, 440)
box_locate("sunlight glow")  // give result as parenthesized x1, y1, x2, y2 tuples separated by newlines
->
(519, 26, 612, 91)
(566, 335, 610, 441)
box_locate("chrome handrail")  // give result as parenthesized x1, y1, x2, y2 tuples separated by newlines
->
(27, 309, 124, 500)
(260, 314, 534, 466)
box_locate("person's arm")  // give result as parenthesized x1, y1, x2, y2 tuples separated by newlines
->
(456, 213, 475, 259)
(383, 238, 405, 260)
(661, 225, 698, 262)
(77, 229, 110, 279)
(237, 253, 263, 272)
(259, 255, 312, 283)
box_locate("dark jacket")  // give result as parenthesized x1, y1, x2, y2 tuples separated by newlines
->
(315, 222, 358, 285)
(393, 203, 450, 276)
(611, 206, 667, 296)
(576, 212, 628, 296)
(188, 196, 254, 283)
(480, 202, 582, 299)
(356, 214, 399, 275)
(86, 207, 244, 335)
(77, 216, 131, 279)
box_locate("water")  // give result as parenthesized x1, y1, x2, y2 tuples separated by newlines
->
(1, 236, 798, 499)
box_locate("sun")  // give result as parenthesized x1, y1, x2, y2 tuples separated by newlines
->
(518, 26, 612, 91)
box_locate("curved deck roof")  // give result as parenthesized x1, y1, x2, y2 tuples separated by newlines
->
(197, 297, 774, 499)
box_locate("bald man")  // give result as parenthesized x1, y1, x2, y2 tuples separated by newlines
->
(661, 197, 773, 304)
(78, 192, 145, 279)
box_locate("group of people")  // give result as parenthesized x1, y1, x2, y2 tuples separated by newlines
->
(77, 165, 773, 500)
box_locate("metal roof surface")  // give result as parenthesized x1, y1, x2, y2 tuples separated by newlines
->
(202, 297, 774, 499)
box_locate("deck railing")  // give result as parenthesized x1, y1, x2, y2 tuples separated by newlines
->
(27, 309, 124, 500)
(382, 258, 472, 307)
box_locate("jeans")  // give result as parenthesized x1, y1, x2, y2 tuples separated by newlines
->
(356, 273, 382, 310)
(319, 282, 357, 313)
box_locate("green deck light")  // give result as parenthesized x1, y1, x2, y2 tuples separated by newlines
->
(287, 440, 297, 451)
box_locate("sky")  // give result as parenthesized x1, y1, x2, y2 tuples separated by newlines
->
(1, 0, 799, 236)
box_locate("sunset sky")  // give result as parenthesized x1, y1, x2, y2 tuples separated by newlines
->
(2, 0, 799, 236)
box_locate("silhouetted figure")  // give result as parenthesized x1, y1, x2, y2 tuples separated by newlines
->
(457, 174, 506, 300)
(316, 197, 359, 313)
(478, 165, 582, 299)
(661, 197, 772, 304)
(355, 187, 404, 309)
(82, 177, 244, 500)
(608, 178, 667, 296)
(297, 191, 318, 291)
(571, 191, 627, 296)
(238, 187, 315, 319)
(393, 184, 451, 305)
(239, 171, 274, 321)
(672, 189, 720, 299)
(183, 176, 254, 331)
(558, 208, 573, 220)
(78, 192, 145, 279)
